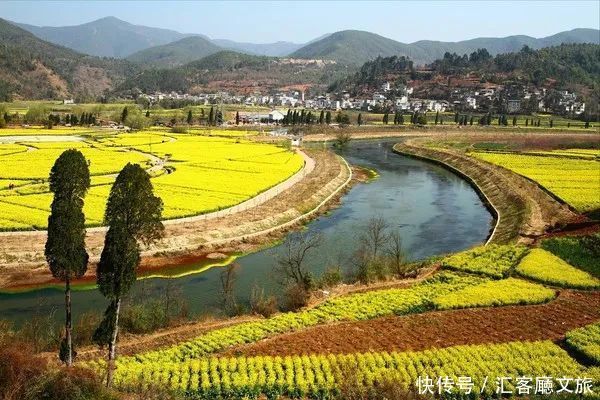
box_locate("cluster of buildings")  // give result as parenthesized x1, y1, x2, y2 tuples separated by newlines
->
(137, 81, 586, 117)
(443, 85, 585, 115)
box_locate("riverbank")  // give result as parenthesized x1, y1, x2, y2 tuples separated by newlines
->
(393, 136, 582, 244)
(0, 148, 353, 290)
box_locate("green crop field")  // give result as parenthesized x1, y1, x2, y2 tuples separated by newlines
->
(470, 150, 600, 213)
(566, 322, 600, 364)
(516, 248, 600, 289)
(0, 128, 303, 230)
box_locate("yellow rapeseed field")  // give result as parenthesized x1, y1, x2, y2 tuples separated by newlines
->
(471, 150, 600, 213)
(0, 129, 302, 230)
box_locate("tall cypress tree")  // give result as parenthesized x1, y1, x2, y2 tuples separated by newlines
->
(45, 150, 91, 366)
(208, 107, 214, 126)
(357, 113, 363, 126)
(325, 111, 331, 125)
(121, 107, 128, 124)
(235, 111, 240, 125)
(94, 164, 164, 386)
(187, 110, 193, 125)
(435, 111, 439, 125)
(319, 110, 324, 125)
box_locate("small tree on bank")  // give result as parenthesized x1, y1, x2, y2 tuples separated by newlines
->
(45, 149, 91, 366)
(94, 164, 164, 387)
(274, 231, 322, 291)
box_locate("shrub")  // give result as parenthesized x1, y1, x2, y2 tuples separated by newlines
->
(0, 342, 115, 400)
(282, 283, 310, 312)
(120, 302, 169, 334)
(319, 266, 343, 288)
(170, 125, 188, 133)
(249, 286, 278, 318)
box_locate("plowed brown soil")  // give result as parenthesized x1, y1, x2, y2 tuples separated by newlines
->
(225, 291, 600, 357)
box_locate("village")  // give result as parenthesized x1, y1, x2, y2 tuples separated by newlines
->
(136, 79, 587, 124)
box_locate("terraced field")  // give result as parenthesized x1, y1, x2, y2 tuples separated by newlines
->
(0, 129, 303, 230)
(89, 241, 600, 398)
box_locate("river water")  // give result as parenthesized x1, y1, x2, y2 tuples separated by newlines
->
(0, 139, 493, 326)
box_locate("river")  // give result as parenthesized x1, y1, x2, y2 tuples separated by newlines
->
(0, 138, 493, 326)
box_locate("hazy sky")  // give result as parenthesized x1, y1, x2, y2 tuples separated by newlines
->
(1, 1, 598, 43)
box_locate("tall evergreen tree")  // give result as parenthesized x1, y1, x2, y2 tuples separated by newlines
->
(235, 111, 240, 125)
(549, 119, 553, 128)
(357, 113, 363, 126)
(208, 107, 214, 126)
(187, 110, 193, 125)
(319, 110, 324, 125)
(325, 111, 331, 125)
(454, 112, 459, 123)
(513, 116, 517, 126)
(525, 118, 529, 127)
(469, 116, 474, 125)
(121, 107, 128, 124)
(45, 150, 91, 366)
(383, 113, 389, 125)
(145, 110, 150, 118)
(398, 113, 404, 125)
(435, 111, 439, 125)
(94, 164, 164, 387)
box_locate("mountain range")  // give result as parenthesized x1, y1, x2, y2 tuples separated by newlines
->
(0, 16, 598, 101)
(12, 17, 599, 67)
(0, 18, 138, 101)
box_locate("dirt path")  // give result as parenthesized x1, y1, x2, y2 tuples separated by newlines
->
(225, 290, 600, 357)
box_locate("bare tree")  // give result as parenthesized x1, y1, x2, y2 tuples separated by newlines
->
(274, 231, 322, 290)
(386, 230, 408, 277)
(359, 216, 391, 259)
(220, 263, 239, 316)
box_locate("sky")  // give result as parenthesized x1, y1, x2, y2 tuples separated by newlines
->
(1, 1, 599, 43)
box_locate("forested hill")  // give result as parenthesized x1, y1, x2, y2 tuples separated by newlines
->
(330, 44, 600, 93)
(117, 51, 347, 94)
(0, 19, 139, 101)
(126, 36, 223, 68)
(291, 28, 600, 65)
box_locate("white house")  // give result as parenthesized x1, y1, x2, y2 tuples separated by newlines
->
(465, 96, 477, 109)
(269, 110, 285, 122)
